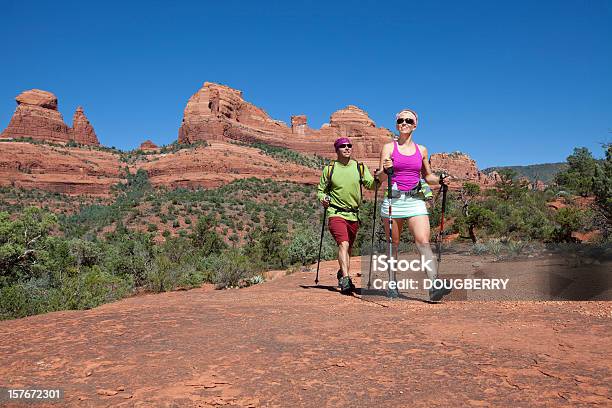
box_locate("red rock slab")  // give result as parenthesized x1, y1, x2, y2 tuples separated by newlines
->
(0, 141, 321, 196)
(0, 142, 122, 196)
(133, 141, 320, 189)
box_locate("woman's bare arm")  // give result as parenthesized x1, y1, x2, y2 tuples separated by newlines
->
(419, 145, 441, 185)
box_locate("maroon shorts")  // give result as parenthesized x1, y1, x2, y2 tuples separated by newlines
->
(328, 216, 359, 248)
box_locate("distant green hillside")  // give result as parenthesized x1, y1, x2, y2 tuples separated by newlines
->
(482, 162, 567, 184)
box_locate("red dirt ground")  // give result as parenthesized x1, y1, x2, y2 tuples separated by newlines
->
(0, 258, 610, 407)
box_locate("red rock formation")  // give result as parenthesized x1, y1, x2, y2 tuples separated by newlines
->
(139, 140, 159, 151)
(547, 199, 567, 210)
(177, 83, 506, 183)
(0, 141, 320, 196)
(329, 105, 375, 129)
(291, 115, 308, 135)
(1, 89, 70, 143)
(0, 142, 122, 195)
(1, 90, 100, 146)
(429, 152, 497, 188)
(69, 106, 99, 146)
(177, 82, 392, 169)
(533, 180, 546, 191)
(571, 230, 601, 243)
(0, 84, 505, 196)
(136, 141, 319, 189)
(16, 89, 58, 108)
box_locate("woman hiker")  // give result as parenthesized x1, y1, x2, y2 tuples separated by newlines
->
(317, 137, 381, 294)
(379, 109, 452, 301)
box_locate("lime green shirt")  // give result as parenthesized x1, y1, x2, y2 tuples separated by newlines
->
(316, 159, 376, 221)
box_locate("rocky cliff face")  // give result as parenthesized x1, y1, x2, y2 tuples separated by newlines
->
(0, 142, 121, 195)
(1, 90, 99, 146)
(177, 82, 392, 169)
(69, 106, 99, 146)
(0, 84, 505, 195)
(1, 90, 70, 143)
(139, 140, 159, 151)
(429, 152, 498, 188)
(177, 83, 503, 187)
(137, 141, 319, 190)
(0, 141, 319, 196)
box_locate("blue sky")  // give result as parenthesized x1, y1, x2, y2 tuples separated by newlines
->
(0, 0, 610, 168)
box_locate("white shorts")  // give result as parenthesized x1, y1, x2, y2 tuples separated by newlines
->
(380, 196, 429, 219)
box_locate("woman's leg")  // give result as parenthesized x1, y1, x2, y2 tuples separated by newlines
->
(407, 215, 437, 280)
(382, 217, 405, 285)
(382, 216, 405, 260)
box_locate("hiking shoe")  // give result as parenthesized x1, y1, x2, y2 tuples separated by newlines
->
(338, 276, 352, 294)
(337, 269, 343, 280)
(429, 281, 452, 302)
(348, 276, 356, 291)
(387, 287, 399, 299)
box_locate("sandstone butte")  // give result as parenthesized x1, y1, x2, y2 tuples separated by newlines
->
(0, 89, 100, 146)
(139, 139, 159, 152)
(0, 84, 513, 196)
(177, 82, 499, 189)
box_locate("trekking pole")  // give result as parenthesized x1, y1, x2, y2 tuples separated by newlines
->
(315, 206, 328, 285)
(437, 175, 448, 263)
(367, 173, 380, 289)
(386, 167, 394, 284)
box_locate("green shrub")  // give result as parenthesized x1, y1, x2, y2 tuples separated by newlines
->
(202, 250, 256, 289)
(54, 267, 132, 310)
(0, 283, 34, 319)
(191, 216, 227, 255)
(287, 224, 335, 265)
(552, 207, 587, 242)
(0, 207, 58, 286)
(146, 255, 181, 293)
(102, 231, 154, 286)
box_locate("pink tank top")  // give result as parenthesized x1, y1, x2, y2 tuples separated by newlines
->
(391, 141, 422, 191)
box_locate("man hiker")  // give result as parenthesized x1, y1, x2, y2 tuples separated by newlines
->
(317, 137, 379, 294)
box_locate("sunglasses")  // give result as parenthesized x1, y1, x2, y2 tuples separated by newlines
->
(396, 118, 415, 125)
(338, 144, 352, 149)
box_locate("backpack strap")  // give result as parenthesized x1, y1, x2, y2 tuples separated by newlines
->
(324, 160, 336, 194)
(356, 161, 365, 204)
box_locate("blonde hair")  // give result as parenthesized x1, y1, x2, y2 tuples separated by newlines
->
(396, 109, 419, 124)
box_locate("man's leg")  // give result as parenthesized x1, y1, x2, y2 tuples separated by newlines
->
(337, 241, 350, 277)
(345, 220, 359, 290)
(328, 217, 353, 292)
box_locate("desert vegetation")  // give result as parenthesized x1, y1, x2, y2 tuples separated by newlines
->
(234, 140, 329, 169)
(0, 144, 609, 319)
